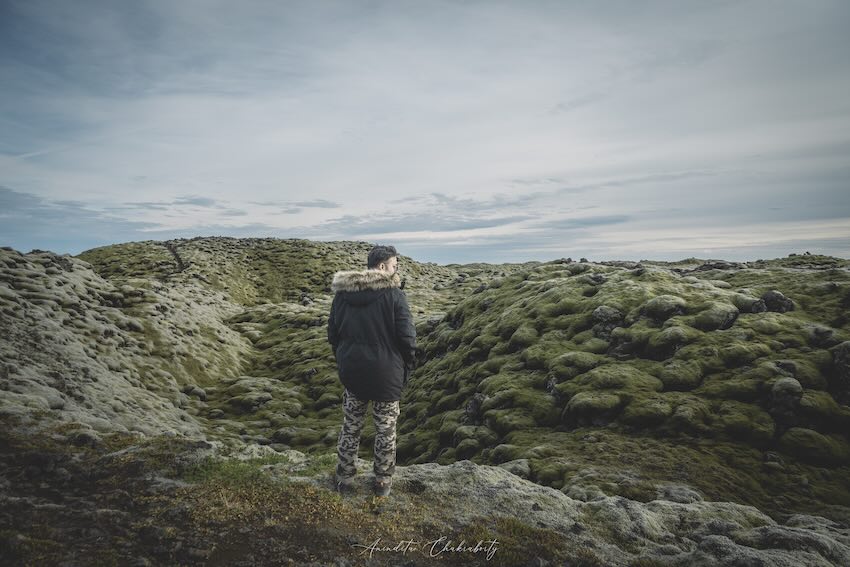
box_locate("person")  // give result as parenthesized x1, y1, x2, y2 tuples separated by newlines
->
(327, 244, 417, 497)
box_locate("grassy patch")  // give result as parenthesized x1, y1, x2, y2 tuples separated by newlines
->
(456, 515, 603, 566)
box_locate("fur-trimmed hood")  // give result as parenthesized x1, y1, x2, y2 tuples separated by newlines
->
(331, 269, 401, 293)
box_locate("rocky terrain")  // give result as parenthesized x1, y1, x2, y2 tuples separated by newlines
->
(1, 237, 849, 566)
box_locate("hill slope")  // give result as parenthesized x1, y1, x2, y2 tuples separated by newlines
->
(2, 237, 849, 565)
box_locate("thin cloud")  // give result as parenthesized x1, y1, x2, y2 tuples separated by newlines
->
(247, 200, 341, 210)
(111, 202, 170, 211)
(292, 199, 340, 208)
(172, 196, 217, 207)
(115, 196, 219, 211)
(529, 215, 631, 230)
(0, 185, 159, 254)
(299, 211, 534, 238)
(549, 92, 606, 115)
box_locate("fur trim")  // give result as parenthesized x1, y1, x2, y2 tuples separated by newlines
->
(331, 269, 401, 293)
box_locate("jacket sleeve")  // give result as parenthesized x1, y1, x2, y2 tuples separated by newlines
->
(328, 295, 339, 357)
(394, 290, 417, 371)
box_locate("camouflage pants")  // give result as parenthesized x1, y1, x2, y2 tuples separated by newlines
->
(336, 388, 400, 479)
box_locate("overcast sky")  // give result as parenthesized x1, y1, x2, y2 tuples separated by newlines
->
(1, 0, 848, 265)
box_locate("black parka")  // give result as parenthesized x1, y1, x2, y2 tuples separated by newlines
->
(327, 269, 417, 401)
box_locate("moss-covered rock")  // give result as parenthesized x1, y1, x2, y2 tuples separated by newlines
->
(692, 302, 739, 331)
(531, 456, 575, 489)
(226, 392, 273, 413)
(698, 374, 762, 403)
(832, 341, 850, 405)
(272, 426, 322, 445)
(715, 400, 775, 446)
(508, 324, 539, 352)
(668, 397, 713, 435)
(646, 325, 701, 360)
(590, 305, 623, 340)
(490, 443, 524, 464)
(797, 390, 850, 432)
(732, 293, 767, 313)
(520, 330, 572, 369)
(658, 360, 704, 391)
(779, 427, 850, 465)
(762, 289, 795, 313)
(484, 407, 538, 435)
(642, 294, 687, 321)
(555, 364, 662, 401)
(563, 392, 624, 426)
(773, 358, 827, 390)
(549, 351, 604, 382)
(769, 377, 803, 427)
(620, 395, 673, 427)
(455, 437, 480, 458)
(719, 342, 772, 368)
(468, 333, 499, 361)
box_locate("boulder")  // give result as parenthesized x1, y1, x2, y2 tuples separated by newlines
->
(642, 295, 687, 321)
(762, 290, 794, 313)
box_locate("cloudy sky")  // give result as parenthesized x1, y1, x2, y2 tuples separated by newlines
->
(1, 0, 848, 264)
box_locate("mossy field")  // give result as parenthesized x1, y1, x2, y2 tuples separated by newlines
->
(3, 237, 849, 564)
(74, 239, 850, 523)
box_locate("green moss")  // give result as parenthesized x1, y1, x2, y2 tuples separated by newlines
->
(479, 381, 558, 424)
(520, 343, 554, 370)
(642, 294, 687, 321)
(667, 397, 713, 435)
(582, 337, 611, 354)
(518, 329, 573, 369)
(779, 427, 850, 466)
(532, 456, 575, 488)
(646, 325, 702, 359)
(469, 333, 499, 358)
(455, 437, 480, 458)
(798, 390, 850, 432)
(490, 443, 524, 463)
(457, 515, 598, 567)
(550, 351, 604, 381)
(719, 342, 772, 368)
(272, 426, 322, 445)
(715, 400, 775, 447)
(183, 455, 280, 485)
(67, 240, 850, 528)
(297, 452, 338, 476)
(477, 372, 518, 396)
(563, 391, 624, 425)
(620, 396, 674, 427)
(698, 375, 762, 403)
(543, 297, 583, 317)
(658, 359, 704, 391)
(555, 364, 662, 399)
(508, 324, 539, 351)
(481, 355, 507, 373)
(744, 312, 785, 335)
(776, 358, 829, 390)
(691, 302, 739, 331)
(674, 343, 725, 373)
(484, 407, 538, 435)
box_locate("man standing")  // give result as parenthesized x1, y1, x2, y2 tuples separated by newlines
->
(327, 245, 417, 497)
